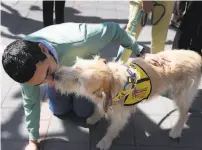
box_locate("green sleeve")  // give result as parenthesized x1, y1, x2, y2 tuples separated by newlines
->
(20, 83, 40, 140)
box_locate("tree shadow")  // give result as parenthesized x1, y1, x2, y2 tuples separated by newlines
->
(1, 2, 43, 39)
(1, 2, 128, 41)
(133, 89, 202, 148)
(2, 88, 202, 150)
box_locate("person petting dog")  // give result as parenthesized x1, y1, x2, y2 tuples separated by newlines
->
(2, 22, 150, 150)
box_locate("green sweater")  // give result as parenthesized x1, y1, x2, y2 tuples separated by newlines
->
(20, 22, 143, 140)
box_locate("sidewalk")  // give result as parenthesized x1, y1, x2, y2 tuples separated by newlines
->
(1, 1, 202, 150)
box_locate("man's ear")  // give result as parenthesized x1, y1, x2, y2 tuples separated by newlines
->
(39, 43, 49, 53)
(99, 58, 107, 64)
(76, 56, 81, 62)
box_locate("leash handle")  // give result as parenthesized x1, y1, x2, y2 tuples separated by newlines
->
(115, 1, 164, 63)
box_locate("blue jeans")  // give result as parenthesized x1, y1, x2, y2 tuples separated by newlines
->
(46, 85, 95, 118)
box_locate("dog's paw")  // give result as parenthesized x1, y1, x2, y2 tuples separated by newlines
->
(96, 138, 112, 150)
(86, 117, 97, 125)
(169, 128, 182, 139)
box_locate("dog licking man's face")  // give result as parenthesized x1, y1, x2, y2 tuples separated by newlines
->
(54, 56, 112, 104)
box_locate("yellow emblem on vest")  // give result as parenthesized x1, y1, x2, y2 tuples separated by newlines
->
(112, 63, 152, 106)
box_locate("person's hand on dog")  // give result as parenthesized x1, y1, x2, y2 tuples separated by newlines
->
(142, 1, 154, 13)
(25, 141, 38, 150)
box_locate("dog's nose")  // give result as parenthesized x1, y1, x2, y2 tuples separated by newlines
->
(54, 73, 60, 81)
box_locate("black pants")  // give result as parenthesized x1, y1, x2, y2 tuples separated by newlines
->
(172, 1, 187, 22)
(172, 1, 202, 55)
(43, 1, 65, 27)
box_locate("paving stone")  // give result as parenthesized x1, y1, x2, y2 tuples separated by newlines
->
(2, 84, 47, 108)
(65, 0, 74, 7)
(39, 139, 89, 150)
(1, 107, 28, 140)
(1, 66, 14, 104)
(1, 107, 53, 140)
(168, 113, 202, 149)
(47, 115, 90, 142)
(162, 89, 202, 118)
(97, 1, 117, 10)
(133, 113, 202, 149)
(1, 2, 26, 36)
(11, 1, 37, 18)
(136, 96, 171, 116)
(40, 101, 53, 121)
(74, 1, 98, 9)
(1, 85, 22, 108)
(65, 7, 98, 23)
(116, 1, 130, 12)
(91, 145, 136, 150)
(1, 0, 19, 7)
(136, 146, 201, 150)
(39, 120, 51, 139)
(16, 11, 43, 36)
(133, 113, 174, 147)
(189, 89, 202, 116)
(90, 117, 135, 148)
(97, 9, 118, 20)
(1, 139, 28, 150)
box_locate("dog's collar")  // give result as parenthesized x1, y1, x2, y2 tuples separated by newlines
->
(105, 63, 137, 108)
(122, 64, 137, 89)
(106, 62, 152, 109)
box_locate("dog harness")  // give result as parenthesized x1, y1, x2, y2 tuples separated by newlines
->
(112, 63, 152, 106)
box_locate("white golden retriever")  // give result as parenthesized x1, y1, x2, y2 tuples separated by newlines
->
(54, 50, 202, 150)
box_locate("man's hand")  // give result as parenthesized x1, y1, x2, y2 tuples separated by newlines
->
(48, 82, 55, 88)
(141, 1, 154, 13)
(25, 141, 38, 150)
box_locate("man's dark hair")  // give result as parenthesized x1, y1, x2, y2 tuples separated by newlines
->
(2, 39, 47, 83)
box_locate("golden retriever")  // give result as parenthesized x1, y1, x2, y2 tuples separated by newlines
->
(54, 49, 202, 150)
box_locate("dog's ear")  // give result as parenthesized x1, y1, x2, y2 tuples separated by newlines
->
(93, 89, 112, 113)
(102, 91, 112, 113)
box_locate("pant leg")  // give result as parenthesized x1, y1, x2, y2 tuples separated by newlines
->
(43, 1, 54, 27)
(55, 0, 65, 24)
(46, 84, 73, 115)
(189, 2, 202, 55)
(116, 1, 144, 58)
(127, 1, 143, 40)
(72, 94, 95, 118)
(171, 1, 186, 26)
(151, 1, 174, 53)
(172, 1, 202, 50)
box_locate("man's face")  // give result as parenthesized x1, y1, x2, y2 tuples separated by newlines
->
(27, 44, 58, 87)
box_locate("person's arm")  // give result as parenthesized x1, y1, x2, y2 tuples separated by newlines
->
(101, 22, 144, 55)
(20, 83, 41, 144)
(77, 22, 145, 56)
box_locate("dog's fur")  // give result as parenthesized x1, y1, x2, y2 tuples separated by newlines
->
(54, 50, 202, 150)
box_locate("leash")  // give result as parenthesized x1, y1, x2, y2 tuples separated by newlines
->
(115, 1, 165, 63)
(141, 2, 166, 27)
